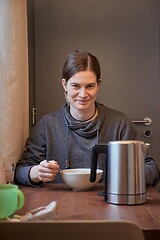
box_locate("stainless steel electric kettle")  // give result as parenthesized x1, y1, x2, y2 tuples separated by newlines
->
(90, 140, 149, 205)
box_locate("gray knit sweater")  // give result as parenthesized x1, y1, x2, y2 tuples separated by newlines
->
(15, 102, 160, 187)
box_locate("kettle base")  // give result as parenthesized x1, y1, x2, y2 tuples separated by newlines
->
(106, 192, 146, 205)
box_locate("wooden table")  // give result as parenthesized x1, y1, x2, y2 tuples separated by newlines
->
(1, 183, 160, 240)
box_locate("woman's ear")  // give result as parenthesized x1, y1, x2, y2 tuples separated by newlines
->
(62, 79, 67, 91)
(62, 79, 69, 103)
(98, 79, 101, 86)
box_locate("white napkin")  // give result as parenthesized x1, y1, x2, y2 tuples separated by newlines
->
(20, 201, 58, 221)
(6, 201, 57, 222)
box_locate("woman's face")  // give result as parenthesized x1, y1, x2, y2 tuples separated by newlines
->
(62, 70, 100, 112)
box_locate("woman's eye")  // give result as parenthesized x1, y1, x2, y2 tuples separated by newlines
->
(71, 83, 95, 89)
(87, 84, 95, 89)
(72, 84, 79, 89)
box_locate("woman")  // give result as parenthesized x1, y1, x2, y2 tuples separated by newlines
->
(15, 51, 160, 187)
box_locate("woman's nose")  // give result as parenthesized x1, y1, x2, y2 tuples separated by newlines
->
(79, 87, 87, 97)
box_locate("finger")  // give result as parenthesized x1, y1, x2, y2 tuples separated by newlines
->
(41, 160, 59, 169)
(38, 172, 56, 182)
(47, 161, 60, 170)
(39, 164, 59, 173)
(46, 160, 58, 164)
(39, 176, 54, 182)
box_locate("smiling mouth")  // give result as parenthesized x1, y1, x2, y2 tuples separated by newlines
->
(76, 99, 90, 103)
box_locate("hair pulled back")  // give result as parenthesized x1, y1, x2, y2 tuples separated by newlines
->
(62, 50, 101, 82)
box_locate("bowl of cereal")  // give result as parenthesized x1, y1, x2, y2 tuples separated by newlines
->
(60, 168, 103, 191)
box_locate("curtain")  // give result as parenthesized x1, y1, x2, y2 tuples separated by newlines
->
(0, 0, 29, 183)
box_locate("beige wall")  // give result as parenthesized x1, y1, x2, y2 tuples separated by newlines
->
(0, 0, 29, 182)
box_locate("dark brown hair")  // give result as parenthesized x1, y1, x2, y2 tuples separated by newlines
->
(62, 50, 101, 82)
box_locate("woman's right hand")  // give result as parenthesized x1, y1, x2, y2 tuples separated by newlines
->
(29, 160, 60, 183)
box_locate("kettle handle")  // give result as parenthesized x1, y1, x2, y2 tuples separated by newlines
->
(90, 144, 108, 200)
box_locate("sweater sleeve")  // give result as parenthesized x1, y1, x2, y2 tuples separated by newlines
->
(14, 117, 46, 187)
(145, 156, 160, 186)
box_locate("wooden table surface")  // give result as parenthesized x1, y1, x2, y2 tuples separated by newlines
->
(1, 183, 160, 240)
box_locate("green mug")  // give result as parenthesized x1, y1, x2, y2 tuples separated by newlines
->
(0, 184, 25, 219)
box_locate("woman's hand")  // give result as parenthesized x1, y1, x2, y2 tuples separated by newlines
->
(30, 160, 60, 183)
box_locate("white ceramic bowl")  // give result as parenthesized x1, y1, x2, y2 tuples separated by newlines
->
(60, 168, 103, 191)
